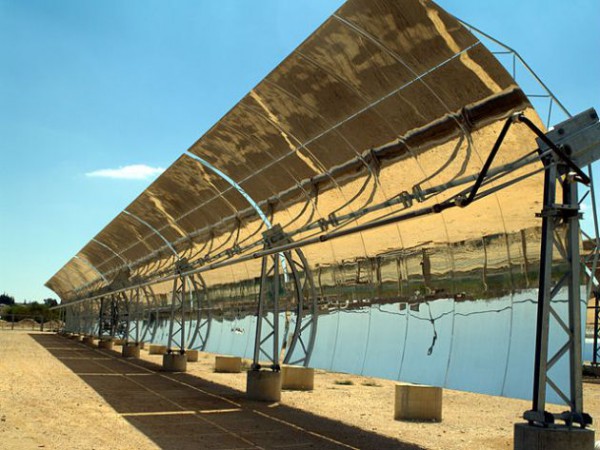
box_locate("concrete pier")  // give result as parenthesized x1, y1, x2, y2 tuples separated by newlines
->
(97, 339, 114, 350)
(186, 350, 199, 362)
(281, 365, 314, 391)
(82, 336, 95, 346)
(247, 370, 281, 402)
(514, 423, 594, 450)
(215, 355, 242, 373)
(122, 343, 141, 358)
(394, 383, 442, 422)
(162, 352, 187, 372)
(148, 344, 167, 355)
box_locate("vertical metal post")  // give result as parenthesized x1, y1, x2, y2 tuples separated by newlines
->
(167, 277, 178, 351)
(98, 297, 104, 338)
(531, 163, 557, 416)
(565, 176, 584, 414)
(252, 255, 270, 370)
(272, 254, 280, 368)
(166, 261, 190, 355)
(77, 303, 82, 334)
(181, 277, 186, 352)
(123, 290, 131, 344)
(135, 287, 141, 344)
(524, 148, 592, 427)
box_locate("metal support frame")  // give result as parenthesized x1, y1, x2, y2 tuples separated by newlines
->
(523, 110, 600, 428)
(252, 249, 281, 371)
(166, 260, 192, 354)
(251, 225, 318, 371)
(97, 293, 126, 341)
(123, 288, 139, 345)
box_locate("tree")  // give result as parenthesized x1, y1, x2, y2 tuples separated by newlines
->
(0, 293, 15, 306)
(43, 298, 58, 308)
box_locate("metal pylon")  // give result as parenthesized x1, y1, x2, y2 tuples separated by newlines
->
(98, 294, 126, 341)
(123, 288, 142, 345)
(166, 260, 192, 355)
(524, 126, 593, 428)
(251, 225, 318, 371)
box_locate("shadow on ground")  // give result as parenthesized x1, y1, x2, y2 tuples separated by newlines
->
(30, 334, 423, 450)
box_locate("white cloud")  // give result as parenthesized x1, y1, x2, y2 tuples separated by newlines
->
(85, 164, 165, 180)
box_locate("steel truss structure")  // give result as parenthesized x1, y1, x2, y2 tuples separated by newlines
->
(251, 225, 318, 371)
(524, 110, 599, 428)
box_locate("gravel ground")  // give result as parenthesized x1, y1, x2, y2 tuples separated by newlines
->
(1, 331, 599, 449)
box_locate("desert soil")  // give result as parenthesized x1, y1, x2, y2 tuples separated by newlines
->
(1, 331, 599, 450)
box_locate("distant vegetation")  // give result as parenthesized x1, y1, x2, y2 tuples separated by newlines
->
(0, 293, 59, 322)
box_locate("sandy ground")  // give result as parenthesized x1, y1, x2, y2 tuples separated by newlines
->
(1, 331, 599, 450)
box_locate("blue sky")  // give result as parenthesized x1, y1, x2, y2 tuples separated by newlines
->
(0, 0, 598, 302)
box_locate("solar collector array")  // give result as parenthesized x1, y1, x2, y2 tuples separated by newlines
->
(47, 0, 544, 303)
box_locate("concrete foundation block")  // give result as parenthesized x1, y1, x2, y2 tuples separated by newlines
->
(162, 353, 187, 372)
(122, 343, 141, 358)
(97, 339, 114, 350)
(215, 355, 242, 373)
(247, 370, 281, 402)
(394, 383, 442, 422)
(186, 350, 199, 362)
(82, 336, 95, 346)
(514, 423, 594, 450)
(148, 344, 167, 355)
(281, 365, 314, 391)
(69, 334, 80, 341)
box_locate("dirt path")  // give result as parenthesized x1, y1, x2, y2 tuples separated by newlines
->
(2, 331, 599, 449)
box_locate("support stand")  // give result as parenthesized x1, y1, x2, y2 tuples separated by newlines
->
(247, 225, 318, 401)
(163, 259, 191, 372)
(516, 110, 600, 448)
(122, 287, 141, 358)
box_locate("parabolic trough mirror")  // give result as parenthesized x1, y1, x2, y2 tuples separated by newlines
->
(48, 0, 599, 411)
